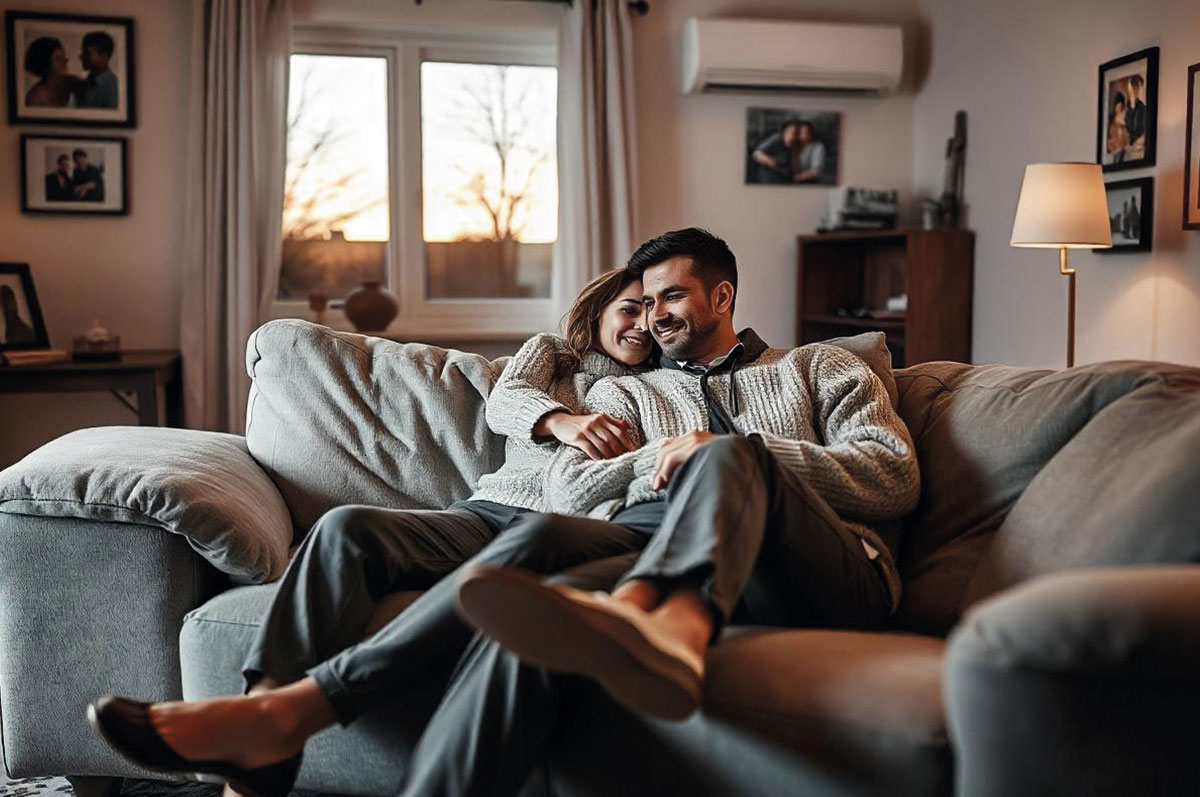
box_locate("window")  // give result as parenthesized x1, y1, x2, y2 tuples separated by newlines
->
(277, 28, 559, 336)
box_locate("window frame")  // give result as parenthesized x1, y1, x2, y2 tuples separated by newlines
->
(274, 25, 560, 339)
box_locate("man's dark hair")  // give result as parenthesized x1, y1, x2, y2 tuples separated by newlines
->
(82, 31, 115, 57)
(1130, 74, 1144, 89)
(24, 36, 63, 78)
(72, 148, 88, 159)
(627, 227, 738, 312)
(57, 154, 70, 163)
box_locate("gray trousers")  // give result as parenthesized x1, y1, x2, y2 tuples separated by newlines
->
(398, 435, 892, 796)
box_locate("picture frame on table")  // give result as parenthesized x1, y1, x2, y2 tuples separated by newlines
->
(1183, 62, 1200, 230)
(5, 10, 135, 127)
(21, 134, 128, 215)
(0, 263, 50, 352)
(1096, 177, 1153, 254)
(1096, 47, 1158, 173)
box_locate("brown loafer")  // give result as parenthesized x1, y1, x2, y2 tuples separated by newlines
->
(86, 696, 301, 797)
(456, 564, 704, 721)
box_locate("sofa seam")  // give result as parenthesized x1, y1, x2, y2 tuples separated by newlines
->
(184, 616, 262, 629)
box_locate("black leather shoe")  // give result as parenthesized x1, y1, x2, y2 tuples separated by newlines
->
(86, 696, 302, 797)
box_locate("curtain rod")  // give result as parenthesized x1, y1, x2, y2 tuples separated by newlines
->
(413, 0, 651, 16)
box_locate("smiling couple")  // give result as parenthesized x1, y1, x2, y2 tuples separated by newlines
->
(87, 227, 921, 797)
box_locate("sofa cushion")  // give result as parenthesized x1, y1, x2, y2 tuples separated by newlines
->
(963, 372, 1200, 605)
(823, 330, 899, 410)
(0, 426, 292, 583)
(889, 361, 1175, 637)
(551, 627, 950, 797)
(244, 319, 508, 540)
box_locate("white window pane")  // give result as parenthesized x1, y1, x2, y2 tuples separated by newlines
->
(280, 53, 389, 301)
(421, 62, 557, 299)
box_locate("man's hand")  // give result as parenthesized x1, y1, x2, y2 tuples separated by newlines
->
(542, 412, 636, 460)
(652, 430, 720, 490)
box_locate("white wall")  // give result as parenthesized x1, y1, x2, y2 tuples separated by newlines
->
(0, 0, 191, 466)
(634, 0, 921, 348)
(913, 0, 1200, 368)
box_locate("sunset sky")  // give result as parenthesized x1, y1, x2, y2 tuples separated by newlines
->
(284, 54, 557, 244)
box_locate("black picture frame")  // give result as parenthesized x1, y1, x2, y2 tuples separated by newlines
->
(744, 107, 840, 186)
(0, 263, 51, 352)
(5, 10, 136, 128)
(1096, 177, 1153, 254)
(1184, 62, 1200, 230)
(1096, 47, 1158, 173)
(20, 134, 129, 216)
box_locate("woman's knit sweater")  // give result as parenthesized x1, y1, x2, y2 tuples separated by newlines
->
(469, 333, 632, 510)
(542, 339, 920, 611)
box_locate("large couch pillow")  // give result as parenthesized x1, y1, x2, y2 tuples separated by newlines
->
(963, 373, 1200, 606)
(0, 427, 293, 584)
(245, 319, 507, 540)
(821, 330, 899, 410)
(889, 360, 1178, 637)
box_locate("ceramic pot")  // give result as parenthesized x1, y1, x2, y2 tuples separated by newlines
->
(343, 281, 398, 332)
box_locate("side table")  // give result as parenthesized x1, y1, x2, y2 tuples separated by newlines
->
(0, 350, 183, 427)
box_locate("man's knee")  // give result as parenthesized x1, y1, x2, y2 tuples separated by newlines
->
(478, 512, 580, 567)
(692, 434, 765, 475)
(308, 504, 394, 556)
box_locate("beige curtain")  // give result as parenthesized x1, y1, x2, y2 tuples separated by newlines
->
(553, 0, 639, 316)
(181, 0, 291, 432)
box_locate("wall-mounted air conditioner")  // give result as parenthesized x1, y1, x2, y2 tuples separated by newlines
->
(680, 17, 903, 96)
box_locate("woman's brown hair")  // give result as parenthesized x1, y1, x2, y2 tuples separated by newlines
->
(555, 267, 648, 378)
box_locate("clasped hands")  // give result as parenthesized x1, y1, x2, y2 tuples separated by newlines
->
(540, 411, 720, 491)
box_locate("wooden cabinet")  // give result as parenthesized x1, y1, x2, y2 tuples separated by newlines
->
(796, 228, 974, 367)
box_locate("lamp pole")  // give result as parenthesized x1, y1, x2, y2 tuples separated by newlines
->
(1059, 246, 1076, 368)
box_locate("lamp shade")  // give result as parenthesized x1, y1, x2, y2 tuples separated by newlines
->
(1010, 162, 1113, 248)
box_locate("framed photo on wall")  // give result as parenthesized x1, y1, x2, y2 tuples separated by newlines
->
(1184, 62, 1200, 230)
(1096, 47, 1158, 172)
(745, 107, 840, 186)
(1096, 177, 1153, 254)
(5, 10, 136, 127)
(21, 134, 128, 215)
(0, 263, 50, 351)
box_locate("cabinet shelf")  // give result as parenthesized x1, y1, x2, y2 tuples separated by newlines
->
(797, 228, 974, 367)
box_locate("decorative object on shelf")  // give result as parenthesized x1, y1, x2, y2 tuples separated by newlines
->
(745, 107, 839, 186)
(1097, 47, 1158, 172)
(1184, 62, 1200, 230)
(343, 281, 398, 332)
(1010, 163, 1112, 369)
(0, 262, 50, 352)
(21, 134, 127, 215)
(920, 199, 940, 230)
(5, 10, 135, 127)
(308, 293, 329, 326)
(819, 187, 897, 232)
(937, 110, 967, 227)
(71, 319, 121, 362)
(1096, 177, 1153, 253)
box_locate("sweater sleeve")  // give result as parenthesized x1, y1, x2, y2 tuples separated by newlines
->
(485, 333, 571, 442)
(542, 377, 661, 515)
(752, 346, 920, 521)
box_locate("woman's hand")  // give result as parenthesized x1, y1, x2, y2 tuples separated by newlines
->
(539, 411, 636, 460)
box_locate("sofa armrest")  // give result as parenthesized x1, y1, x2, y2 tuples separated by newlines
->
(0, 426, 293, 584)
(945, 566, 1200, 797)
(0, 514, 226, 777)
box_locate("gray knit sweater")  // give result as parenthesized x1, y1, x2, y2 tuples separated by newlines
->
(543, 339, 920, 610)
(469, 333, 632, 510)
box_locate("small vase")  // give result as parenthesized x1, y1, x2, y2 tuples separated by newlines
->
(344, 281, 398, 332)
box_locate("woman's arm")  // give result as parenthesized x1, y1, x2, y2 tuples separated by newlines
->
(485, 333, 572, 442)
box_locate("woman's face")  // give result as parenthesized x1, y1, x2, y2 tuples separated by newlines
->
(50, 47, 70, 76)
(596, 280, 651, 365)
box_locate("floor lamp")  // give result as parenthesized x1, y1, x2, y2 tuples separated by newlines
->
(1010, 163, 1113, 368)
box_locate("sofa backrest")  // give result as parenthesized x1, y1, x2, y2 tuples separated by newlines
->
(245, 319, 508, 541)
(888, 359, 1196, 637)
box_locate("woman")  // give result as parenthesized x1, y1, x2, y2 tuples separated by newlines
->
(86, 269, 655, 796)
(23, 36, 81, 107)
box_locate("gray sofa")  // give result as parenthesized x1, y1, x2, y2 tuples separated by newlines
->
(3, 318, 1200, 797)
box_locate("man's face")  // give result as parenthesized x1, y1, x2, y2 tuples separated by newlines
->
(74, 154, 88, 170)
(1129, 81, 1140, 102)
(81, 45, 109, 72)
(782, 125, 798, 146)
(642, 256, 723, 361)
(57, 156, 70, 174)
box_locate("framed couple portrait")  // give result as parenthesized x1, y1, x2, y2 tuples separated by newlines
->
(1096, 177, 1153, 254)
(1184, 62, 1200, 230)
(21, 134, 128, 215)
(745, 107, 840, 186)
(1096, 47, 1158, 173)
(5, 10, 136, 127)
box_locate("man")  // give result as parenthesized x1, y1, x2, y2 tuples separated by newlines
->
(76, 31, 118, 109)
(1124, 74, 1147, 153)
(45, 153, 74, 201)
(750, 120, 799, 184)
(70, 149, 104, 202)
